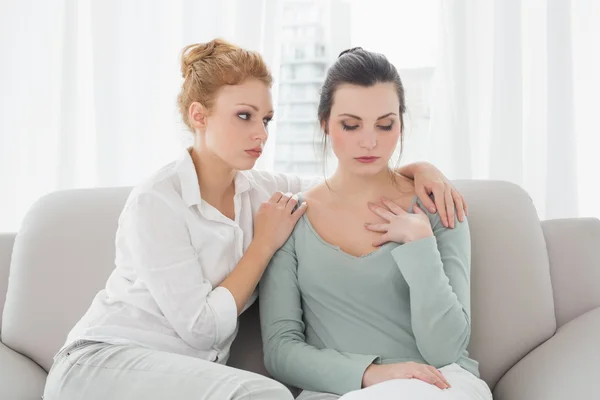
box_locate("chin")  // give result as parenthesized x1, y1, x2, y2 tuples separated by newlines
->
(350, 163, 388, 176)
(232, 157, 258, 171)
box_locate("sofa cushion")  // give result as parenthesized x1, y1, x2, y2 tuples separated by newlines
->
(453, 180, 556, 389)
(1, 187, 131, 371)
(0, 233, 15, 331)
(492, 306, 600, 400)
(0, 341, 47, 400)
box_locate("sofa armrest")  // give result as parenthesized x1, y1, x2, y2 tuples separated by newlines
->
(542, 217, 600, 328)
(0, 233, 16, 332)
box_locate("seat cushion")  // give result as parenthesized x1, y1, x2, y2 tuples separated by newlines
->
(0, 341, 47, 400)
(493, 306, 600, 400)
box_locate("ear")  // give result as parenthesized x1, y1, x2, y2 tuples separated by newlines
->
(188, 102, 208, 130)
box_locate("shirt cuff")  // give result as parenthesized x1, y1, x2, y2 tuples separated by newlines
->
(337, 354, 380, 394)
(208, 286, 238, 345)
(391, 236, 442, 288)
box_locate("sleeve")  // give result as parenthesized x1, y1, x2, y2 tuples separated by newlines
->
(251, 170, 323, 193)
(390, 203, 472, 368)
(259, 233, 378, 395)
(116, 192, 238, 351)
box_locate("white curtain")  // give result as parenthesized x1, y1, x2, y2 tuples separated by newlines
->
(0, 0, 280, 231)
(429, 0, 600, 220)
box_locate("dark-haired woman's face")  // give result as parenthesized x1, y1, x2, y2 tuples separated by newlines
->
(326, 82, 401, 176)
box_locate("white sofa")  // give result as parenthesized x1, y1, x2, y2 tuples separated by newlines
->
(1, 181, 600, 399)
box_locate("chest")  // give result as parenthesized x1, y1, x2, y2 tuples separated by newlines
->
(185, 193, 254, 285)
(306, 206, 387, 258)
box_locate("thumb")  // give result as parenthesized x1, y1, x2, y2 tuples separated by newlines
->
(416, 186, 436, 213)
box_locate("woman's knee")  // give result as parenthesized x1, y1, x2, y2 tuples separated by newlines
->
(238, 374, 294, 400)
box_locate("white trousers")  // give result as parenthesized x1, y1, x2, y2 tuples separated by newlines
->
(297, 364, 493, 400)
(43, 340, 294, 400)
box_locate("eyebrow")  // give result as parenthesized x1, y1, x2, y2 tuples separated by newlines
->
(237, 103, 274, 114)
(338, 112, 396, 120)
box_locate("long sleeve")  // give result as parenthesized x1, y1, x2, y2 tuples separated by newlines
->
(259, 233, 378, 395)
(117, 192, 238, 352)
(390, 206, 472, 368)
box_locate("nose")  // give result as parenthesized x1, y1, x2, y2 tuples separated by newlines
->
(252, 122, 268, 142)
(359, 131, 377, 150)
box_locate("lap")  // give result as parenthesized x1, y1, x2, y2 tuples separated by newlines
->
(338, 364, 492, 400)
(43, 340, 293, 400)
(297, 390, 341, 399)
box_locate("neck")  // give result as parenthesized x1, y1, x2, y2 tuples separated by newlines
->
(190, 144, 236, 203)
(328, 167, 394, 200)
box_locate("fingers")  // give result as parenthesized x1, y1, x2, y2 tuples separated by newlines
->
(291, 201, 308, 222)
(381, 197, 406, 215)
(416, 368, 448, 390)
(372, 234, 389, 247)
(451, 188, 465, 222)
(364, 223, 388, 233)
(412, 369, 446, 390)
(278, 192, 292, 207)
(445, 188, 455, 229)
(268, 191, 284, 204)
(285, 194, 299, 213)
(432, 186, 448, 227)
(416, 186, 437, 213)
(412, 203, 426, 215)
(368, 202, 395, 221)
(427, 366, 451, 389)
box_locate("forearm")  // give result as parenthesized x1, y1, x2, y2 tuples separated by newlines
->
(219, 241, 274, 314)
(396, 161, 428, 179)
(264, 337, 377, 395)
(391, 237, 470, 365)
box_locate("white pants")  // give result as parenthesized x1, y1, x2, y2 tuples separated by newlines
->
(297, 364, 493, 400)
(43, 340, 294, 400)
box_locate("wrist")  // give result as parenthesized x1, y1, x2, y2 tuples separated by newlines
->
(405, 228, 434, 243)
(362, 363, 378, 388)
(248, 240, 275, 262)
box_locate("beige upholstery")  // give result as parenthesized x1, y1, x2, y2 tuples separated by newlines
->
(0, 233, 14, 332)
(0, 181, 599, 400)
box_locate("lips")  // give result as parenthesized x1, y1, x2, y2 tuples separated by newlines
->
(355, 156, 380, 163)
(245, 148, 262, 158)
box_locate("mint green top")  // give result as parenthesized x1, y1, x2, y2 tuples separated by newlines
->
(258, 196, 479, 396)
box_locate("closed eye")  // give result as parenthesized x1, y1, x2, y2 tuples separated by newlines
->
(342, 122, 359, 131)
(378, 123, 394, 131)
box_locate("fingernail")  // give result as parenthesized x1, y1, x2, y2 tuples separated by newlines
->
(430, 207, 436, 212)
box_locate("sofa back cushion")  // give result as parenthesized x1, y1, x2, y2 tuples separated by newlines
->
(453, 180, 556, 388)
(1, 181, 557, 389)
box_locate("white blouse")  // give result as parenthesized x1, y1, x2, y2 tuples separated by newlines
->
(64, 148, 319, 364)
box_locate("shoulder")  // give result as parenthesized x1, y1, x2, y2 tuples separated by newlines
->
(123, 161, 184, 218)
(243, 169, 296, 191)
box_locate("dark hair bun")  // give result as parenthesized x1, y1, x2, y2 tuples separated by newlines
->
(338, 47, 364, 58)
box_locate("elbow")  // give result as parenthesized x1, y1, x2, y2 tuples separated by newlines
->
(420, 335, 470, 368)
(262, 337, 296, 385)
(419, 317, 471, 367)
(263, 339, 286, 382)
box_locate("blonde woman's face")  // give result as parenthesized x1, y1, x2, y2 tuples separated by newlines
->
(194, 78, 274, 171)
